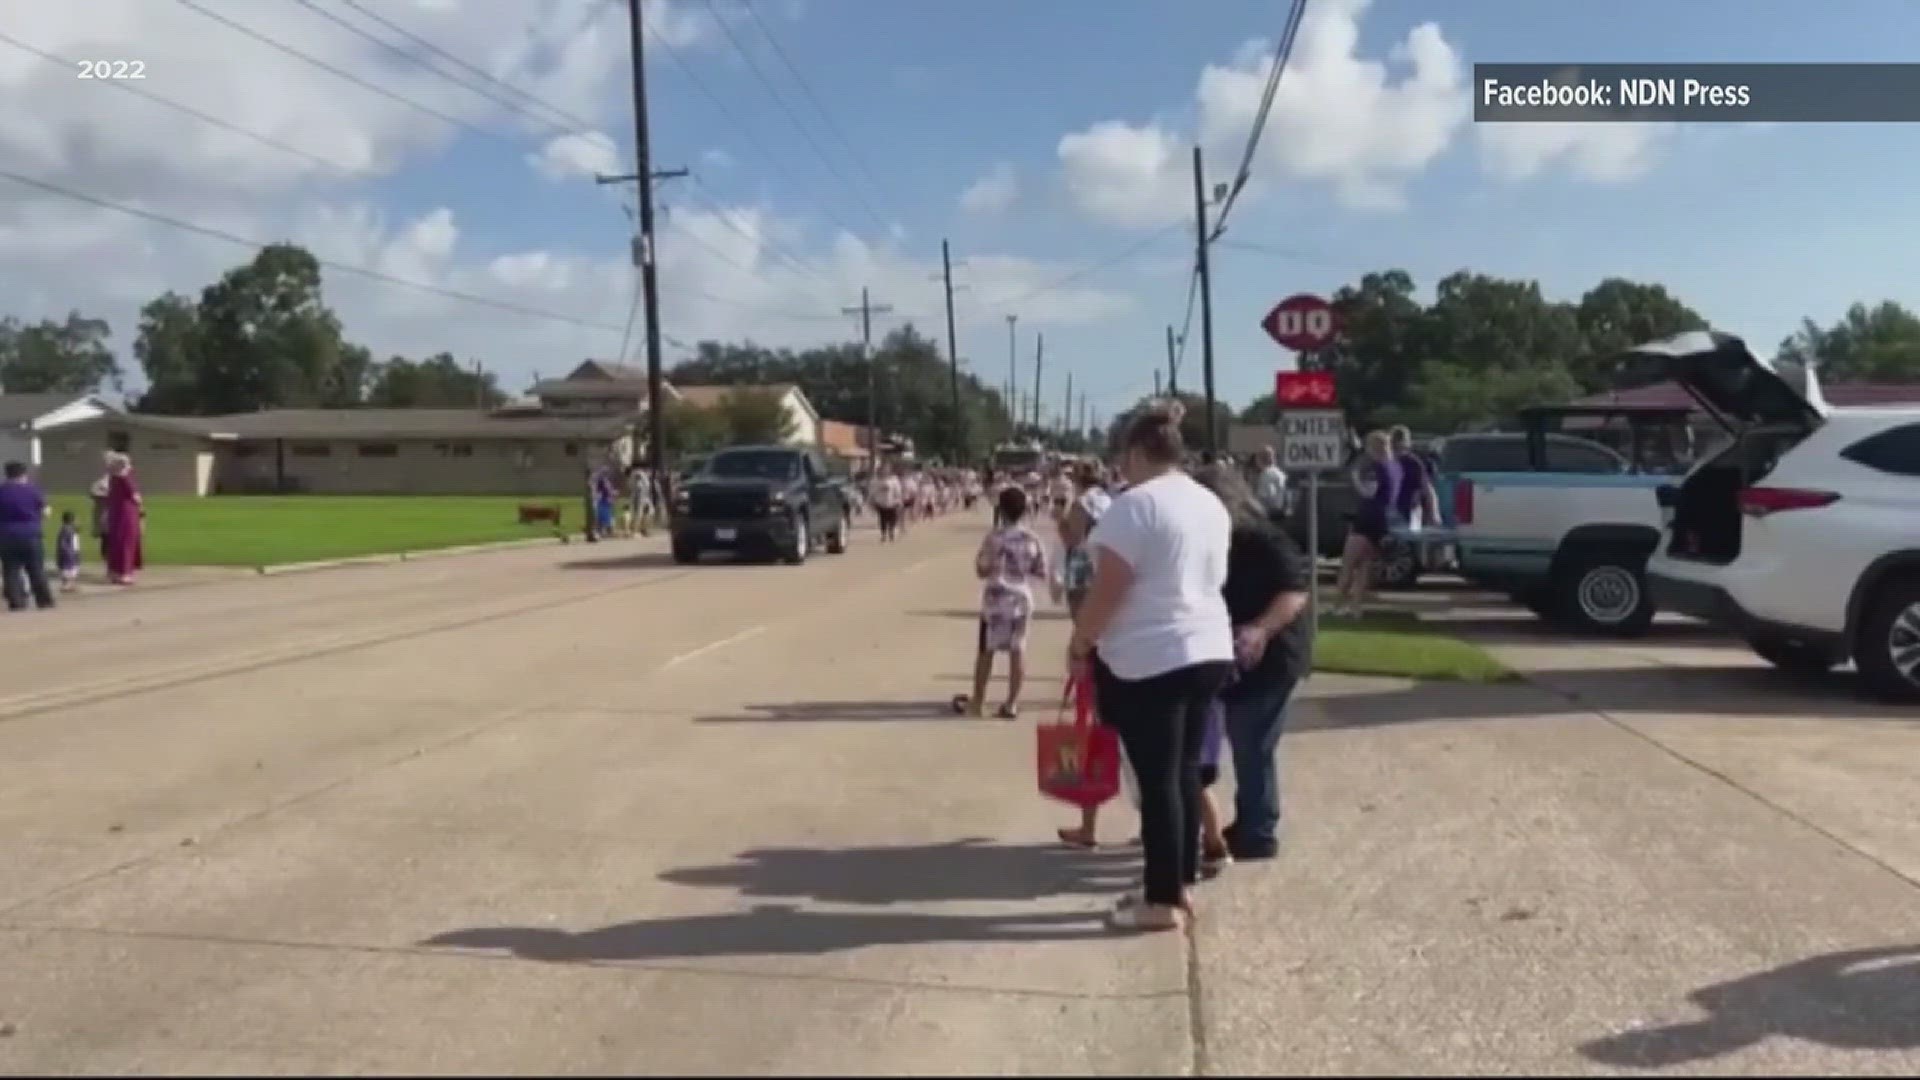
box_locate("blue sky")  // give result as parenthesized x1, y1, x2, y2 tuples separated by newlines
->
(11, 0, 1920, 422)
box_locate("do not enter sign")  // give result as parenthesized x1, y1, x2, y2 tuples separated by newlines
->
(1262, 294, 1338, 352)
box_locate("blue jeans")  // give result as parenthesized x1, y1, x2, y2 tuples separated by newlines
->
(1220, 676, 1297, 850)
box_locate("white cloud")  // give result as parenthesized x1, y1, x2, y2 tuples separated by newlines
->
(1476, 122, 1670, 184)
(1057, 0, 1469, 224)
(699, 147, 736, 169)
(530, 131, 623, 181)
(959, 162, 1019, 214)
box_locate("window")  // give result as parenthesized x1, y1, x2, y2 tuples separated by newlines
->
(1841, 424, 1920, 477)
(563, 442, 580, 457)
(232, 443, 264, 458)
(290, 443, 331, 458)
(357, 443, 399, 458)
(107, 431, 130, 453)
(1440, 436, 1531, 473)
(146, 440, 179, 451)
(1542, 437, 1628, 474)
(433, 442, 474, 458)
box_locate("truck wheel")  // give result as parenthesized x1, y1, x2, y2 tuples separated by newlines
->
(671, 540, 699, 565)
(1748, 634, 1838, 679)
(1553, 554, 1654, 637)
(825, 513, 849, 554)
(782, 513, 810, 565)
(1854, 575, 1920, 702)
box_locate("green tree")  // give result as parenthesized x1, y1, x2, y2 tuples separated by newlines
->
(1573, 278, 1708, 389)
(714, 388, 799, 444)
(134, 244, 363, 414)
(369, 352, 505, 408)
(0, 311, 119, 393)
(661, 400, 728, 454)
(1105, 392, 1236, 455)
(1239, 394, 1279, 425)
(1779, 301, 1920, 382)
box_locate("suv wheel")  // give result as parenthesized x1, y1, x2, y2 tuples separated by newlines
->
(1554, 555, 1655, 637)
(1748, 634, 1837, 679)
(1855, 576, 1920, 702)
(825, 512, 850, 554)
(783, 514, 810, 565)
(671, 540, 699, 565)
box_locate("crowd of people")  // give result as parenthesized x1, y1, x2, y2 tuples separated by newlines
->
(916, 403, 1315, 933)
(0, 450, 145, 611)
(862, 465, 984, 543)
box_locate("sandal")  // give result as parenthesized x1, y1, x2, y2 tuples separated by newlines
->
(950, 694, 970, 716)
(1056, 826, 1098, 849)
(995, 703, 1019, 720)
(1200, 847, 1234, 879)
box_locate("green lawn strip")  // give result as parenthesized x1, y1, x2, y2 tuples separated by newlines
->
(1315, 610, 1515, 683)
(40, 495, 576, 568)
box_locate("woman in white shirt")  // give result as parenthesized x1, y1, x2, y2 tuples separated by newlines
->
(1068, 403, 1235, 931)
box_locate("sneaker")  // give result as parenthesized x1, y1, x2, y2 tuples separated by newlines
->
(1226, 835, 1279, 861)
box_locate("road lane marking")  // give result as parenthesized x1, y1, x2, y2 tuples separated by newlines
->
(661, 625, 767, 669)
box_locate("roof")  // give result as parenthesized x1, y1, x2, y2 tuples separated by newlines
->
(820, 419, 870, 456)
(93, 409, 636, 441)
(672, 383, 800, 409)
(1575, 380, 1920, 409)
(0, 392, 100, 428)
(569, 359, 649, 381)
(529, 377, 655, 401)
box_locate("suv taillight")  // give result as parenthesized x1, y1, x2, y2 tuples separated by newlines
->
(1453, 481, 1473, 526)
(1738, 486, 1839, 518)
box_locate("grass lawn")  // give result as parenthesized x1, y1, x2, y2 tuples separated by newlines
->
(41, 494, 577, 568)
(1316, 610, 1515, 683)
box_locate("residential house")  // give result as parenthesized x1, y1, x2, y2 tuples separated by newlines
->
(672, 383, 822, 446)
(819, 419, 872, 465)
(35, 409, 634, 496)
(528, 359, 665, 417)
(0, 392, 115, 468)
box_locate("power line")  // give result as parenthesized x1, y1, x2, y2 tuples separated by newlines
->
(0, 29, 373, 179)
(172, 0, 513, 147)
(638, 12, 875, 247)
(696, 0, 892, 238)
(1209, 0, 1307, 241)
(739, 1, 891, 212)
(682, 173, 838, 290)
(0, 168, 634, 333)
(979, 222, 1186, 310)
(287, 0, 580, 139)
(333, 0, 598, 135)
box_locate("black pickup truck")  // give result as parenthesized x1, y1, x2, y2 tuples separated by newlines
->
(669, 445, 852, 565)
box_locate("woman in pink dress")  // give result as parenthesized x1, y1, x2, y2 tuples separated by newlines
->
(103, 452, 144, 585)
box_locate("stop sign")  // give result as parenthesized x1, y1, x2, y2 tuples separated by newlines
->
(1261, 294, 1339, 352)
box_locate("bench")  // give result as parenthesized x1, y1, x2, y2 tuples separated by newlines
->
(517, 504, 563, 526)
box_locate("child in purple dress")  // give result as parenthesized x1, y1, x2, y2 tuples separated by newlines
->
(953, 486, 1049, 720)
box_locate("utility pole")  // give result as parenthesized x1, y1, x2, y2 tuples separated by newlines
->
(842, 288, 893, 463)
(1063, 371, 1073, 443)
(1154, 369, 1163, 398)
(940, 240, 964, 462)
(1165, 324, 1180, 397)
(1031, 333, 1045, 433)
(604, 0, 689, 498)
(1004, 314, 1018, 441)
(1191, 144, 1219, 456)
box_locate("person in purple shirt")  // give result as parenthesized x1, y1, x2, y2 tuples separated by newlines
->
(1335, 431, 1400, 616)
(0, 461, 55, 611)
(1389, 425, 1439, 528)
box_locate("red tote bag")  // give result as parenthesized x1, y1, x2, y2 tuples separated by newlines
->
(1035, 665, 1122, 810)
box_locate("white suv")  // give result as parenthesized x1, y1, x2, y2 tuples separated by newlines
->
(1641, 331, 1920, 700)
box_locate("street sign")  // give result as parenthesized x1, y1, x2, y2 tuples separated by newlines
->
(1262, 294, 1339, 352)
(1277, 409, 1348, 473)
(1275, 370, 1337, 408)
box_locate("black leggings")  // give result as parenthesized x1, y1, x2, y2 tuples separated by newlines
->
(1093, 656, 1234, 906)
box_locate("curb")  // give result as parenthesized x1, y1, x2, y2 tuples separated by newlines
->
(254, 533, 585, 576)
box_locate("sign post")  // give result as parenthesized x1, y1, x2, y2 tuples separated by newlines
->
(1266, 297, 1342, 653)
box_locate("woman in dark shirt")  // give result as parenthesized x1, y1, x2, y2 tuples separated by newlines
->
(1335, 429, 1400, 617)
(1191, 465, 1312, 861)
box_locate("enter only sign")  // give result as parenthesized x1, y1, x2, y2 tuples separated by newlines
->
(1278, 410, 1349, 473)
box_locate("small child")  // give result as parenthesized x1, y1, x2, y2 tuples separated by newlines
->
(55, 510, 80, 591)
(952, 486, 1049, 720)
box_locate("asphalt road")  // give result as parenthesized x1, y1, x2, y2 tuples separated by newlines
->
(5, 517, 1920, 1074)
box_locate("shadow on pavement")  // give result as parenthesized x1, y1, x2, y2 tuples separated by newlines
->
(1580, 944, 1920, 1068)
(661, 838, 1136, 905)
(556, 551, 686, 571)
(1448, 615, 1739, 650)
(1303, 664, 1905, 729)
(695, 699, 971, 723)
(422, 905, 1107, 962)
